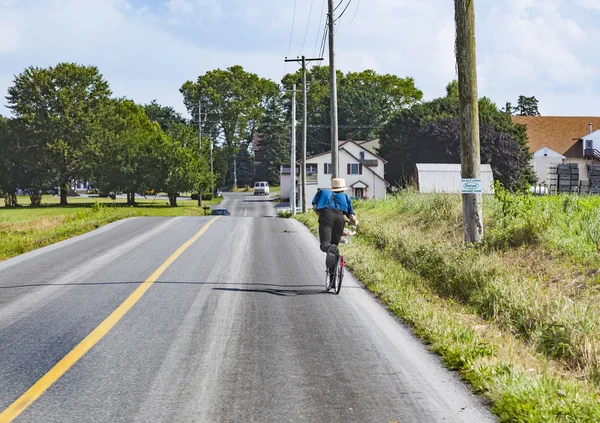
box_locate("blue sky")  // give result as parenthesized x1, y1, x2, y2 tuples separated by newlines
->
(1, 0, 599, 118)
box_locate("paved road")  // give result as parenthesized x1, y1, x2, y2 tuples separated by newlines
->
(0, 193, 496, 422)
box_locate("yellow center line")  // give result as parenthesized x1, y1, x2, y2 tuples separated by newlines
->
(244, 208, 247, 217)
(0, 216, 220, 423)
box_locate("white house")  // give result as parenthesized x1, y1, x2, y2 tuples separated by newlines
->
(280, 138, 389, 207)
(414, 163, 495, 194)
(581, 129, 600, 160)
(531, 147, 565, 183)
(511, 117, 600, 184)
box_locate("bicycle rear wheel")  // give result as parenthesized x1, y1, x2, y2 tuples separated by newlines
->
(325, 267, 336, 291)
(333, 260, 343, 295)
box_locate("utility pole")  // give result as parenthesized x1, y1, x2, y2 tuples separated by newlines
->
(301, 56, 308, 212)
(455, 0, 483, 243)
(233, 156, 237, 190)
(290, 84, 297, 215)
(198, 99, 202, 150)
(285, 55, 323, 213)
(210, 139, 214, 195)
(328, 0, 339, 178)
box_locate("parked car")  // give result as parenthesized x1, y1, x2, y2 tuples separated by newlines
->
(253, 181, 270, 196)
(210, 208, 231, 216)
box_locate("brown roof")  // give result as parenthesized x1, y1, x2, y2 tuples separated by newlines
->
(511, 116, 600, 157)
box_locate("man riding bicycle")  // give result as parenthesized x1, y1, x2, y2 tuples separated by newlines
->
(312, 178, 359, 271)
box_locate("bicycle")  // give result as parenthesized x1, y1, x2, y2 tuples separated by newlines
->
(325, 222, 355, 295)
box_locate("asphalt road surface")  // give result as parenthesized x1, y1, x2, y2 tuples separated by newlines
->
(0, 193, 496, 422)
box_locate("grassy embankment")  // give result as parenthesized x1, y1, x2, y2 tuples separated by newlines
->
(295, 188, 600, 422)
(0, 195, 222, 262)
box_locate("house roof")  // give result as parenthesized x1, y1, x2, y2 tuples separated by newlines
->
(415, 163, 493, 173)
(342, 149, 391, 186)
(303, 140, 388, 164)
(511, 116, 600, 157)
(357, 139, 380, 155)
(350, 180, 368, 188)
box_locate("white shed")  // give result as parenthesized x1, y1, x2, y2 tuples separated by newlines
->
(414, 163, 495, 194)
(531, 147, 565, 183)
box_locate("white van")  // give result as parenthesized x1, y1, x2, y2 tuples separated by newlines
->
(253, 181, 270, 196)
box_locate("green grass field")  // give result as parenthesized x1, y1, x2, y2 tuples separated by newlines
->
(0, 195, 222, 262)
(295, 190, 600, 422)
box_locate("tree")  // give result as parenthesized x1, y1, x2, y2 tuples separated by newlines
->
(6, 63, 112, 205)
(91, 99, 163, 205)
(180, 65, 278, 187)
(255, 95, 290, 185)
(516, 95, 540, 116)
(407, 119, 531, 189)
(0, 116, 19, 206)
(154, 135, 211, 207)
(0, 117, 53, 207)
(281, 67, 423, 153)
(143, 100, 186, 132)
(502, 101, 513, 116)
(379, 85, 536, 190)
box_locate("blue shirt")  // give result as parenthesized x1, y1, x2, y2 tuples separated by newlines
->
(312, 189, 354, 216)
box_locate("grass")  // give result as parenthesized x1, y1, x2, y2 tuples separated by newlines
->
(295, 189, 600, 422)
(0, 195, 222, 262)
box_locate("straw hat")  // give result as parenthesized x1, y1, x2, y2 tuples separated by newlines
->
(329, 178, 350, 192)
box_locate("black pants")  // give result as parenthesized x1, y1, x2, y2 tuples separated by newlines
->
(318, 209, 345, 252)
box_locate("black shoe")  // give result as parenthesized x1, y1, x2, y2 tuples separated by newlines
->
(326, 244, 338, 269)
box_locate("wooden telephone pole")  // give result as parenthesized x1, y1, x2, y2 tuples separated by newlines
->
(284, 55, 323, 212)
(455, 0, 483, 243)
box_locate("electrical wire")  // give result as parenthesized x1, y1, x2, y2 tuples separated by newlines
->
(301, 0, 315, 54)
(333, 0, 352, 23)
(348, 0, 360, 24)
(312, 0, 326, 57)
(287, 0, 298, 56)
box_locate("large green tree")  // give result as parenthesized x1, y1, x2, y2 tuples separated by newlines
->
(255, 95, 290, 185)
(153, 135, 211, 207)
(180, 65, 278, 187)
(0, 117, 53, 207)
(281, 67, 423, 154)
(91, 99, 163, 205)
(379, 81, 535, 190)
(6, 63, 112, 205)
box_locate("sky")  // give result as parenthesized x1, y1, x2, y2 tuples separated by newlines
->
(1, 0, 600, 119)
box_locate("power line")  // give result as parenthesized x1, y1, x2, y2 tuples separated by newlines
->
(287, 0, 298, 56)
(202, 120, 383, 129)
(301, 0, 316, 54)
(312, 0, 326, 57)
(348, 0, 360, 24)
(333, 0, 352, 23)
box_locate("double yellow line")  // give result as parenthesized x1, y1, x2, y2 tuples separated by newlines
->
(0, 216, 220, 423)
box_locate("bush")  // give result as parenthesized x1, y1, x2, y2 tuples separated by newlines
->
(202, 193, 213, 201)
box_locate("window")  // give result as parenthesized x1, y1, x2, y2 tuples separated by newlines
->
(306, 163, 318, 182)
(359, 151, 365, 160)
(586, 140, 593, 149)
(347, 163, 362, 175)
(323, 163, 332, 174)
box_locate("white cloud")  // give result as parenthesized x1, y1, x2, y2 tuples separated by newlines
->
(577, 0, 600, 11)
(1, 0, 600, 119)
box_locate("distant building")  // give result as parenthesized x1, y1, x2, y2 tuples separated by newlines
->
(511, 116, 600, 184)
(280, 134, 389, 206)
(414, 163, 495, 194)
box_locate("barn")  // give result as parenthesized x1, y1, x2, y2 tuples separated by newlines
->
(414, 163, 495, 194)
